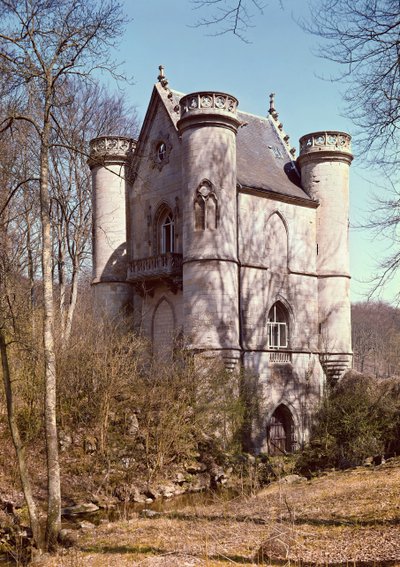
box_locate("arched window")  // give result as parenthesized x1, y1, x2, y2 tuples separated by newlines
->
(161, 212, 174, 254)
(194, 180, 218, 231)
(267, 302, 289, 349)
(154, 205, 175, 254)
(267, 405, 295, 455)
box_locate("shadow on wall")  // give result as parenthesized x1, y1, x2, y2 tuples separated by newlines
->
(100, 242, 128, 281)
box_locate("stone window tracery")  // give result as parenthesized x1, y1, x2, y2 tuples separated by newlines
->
(150, 134, 172, 170)
(194, 180, 218, 231)
(157, 141, 167, 162)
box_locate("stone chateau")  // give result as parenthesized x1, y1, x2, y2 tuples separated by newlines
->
(88, 67, 353, 454)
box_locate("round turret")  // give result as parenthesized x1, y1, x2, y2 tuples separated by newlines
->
(89, 136, 135, 317)
(178, 91, 242, 367)
(297, 131, 354, 384)
(178, 92, 241, 134)
(298, 131, 353, 165)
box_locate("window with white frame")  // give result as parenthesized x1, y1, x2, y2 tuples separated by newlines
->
(267, 302, 288, 349)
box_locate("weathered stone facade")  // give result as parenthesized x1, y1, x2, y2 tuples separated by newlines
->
(89, 70, 353, 454)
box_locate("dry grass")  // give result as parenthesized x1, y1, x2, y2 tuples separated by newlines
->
(36, 459, 400, 566)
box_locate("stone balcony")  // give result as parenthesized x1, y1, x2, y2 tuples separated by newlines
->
(127, 253, 183, 295)
(269, 351, 292, 364)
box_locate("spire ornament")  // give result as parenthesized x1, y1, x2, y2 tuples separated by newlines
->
(157, 65, 168, 89)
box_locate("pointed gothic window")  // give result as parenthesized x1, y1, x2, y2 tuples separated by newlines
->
(195, 181, 218, 231)
(161, 212, 174, 254)
(194, 196, 205, 230)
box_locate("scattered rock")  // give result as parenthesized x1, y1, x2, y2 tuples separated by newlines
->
(78, 520, 96, 530)
(139, 509, 161, 519)
(62, 502, 100, 515)
(175, 472, 186, 484)
(132, 489, 147, 504)
(59, 430, 73, 452)
(189, 472, 211, 492)
(159, 484, 176, 498)
(185, 461, 207, 474)
(278, 474, 307, 485)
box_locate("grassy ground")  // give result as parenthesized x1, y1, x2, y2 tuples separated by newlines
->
(36, 459, 400, 566)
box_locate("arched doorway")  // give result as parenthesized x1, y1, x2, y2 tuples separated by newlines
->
(267, 404, 295, 455)
(152, 297, 175, 359)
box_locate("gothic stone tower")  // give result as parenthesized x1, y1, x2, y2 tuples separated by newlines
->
(90, 70, 353, 454)
(297, 132, 353, 383)
(177, 92, 242, 369)
(88, 136, 135, 317)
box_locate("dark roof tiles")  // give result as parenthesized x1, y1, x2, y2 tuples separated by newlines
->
(236, 111, 310, 200)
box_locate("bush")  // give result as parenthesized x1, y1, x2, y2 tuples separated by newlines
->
(56, 311, 246, 481)
(297, 372, 400, 474)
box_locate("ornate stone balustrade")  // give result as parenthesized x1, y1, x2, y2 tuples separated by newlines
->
(88, 136, 136, 166)
(269, 351, 292, 363)
(299, 131, 352, 156)
(180, 92, 238, 117)
(127, 253, 183, 292)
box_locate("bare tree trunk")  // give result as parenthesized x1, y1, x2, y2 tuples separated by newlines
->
(40, 114, 61, 550)
(57, 221, 67, 340)
(64, 256, 79, 343)
(0, 329, 41, 548)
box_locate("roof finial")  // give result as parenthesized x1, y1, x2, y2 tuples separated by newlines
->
(157, 65, 168, 89)
(269, 92, 278, 120)
(269, 93, 275, 113)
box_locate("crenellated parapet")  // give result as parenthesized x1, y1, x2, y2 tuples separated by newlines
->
(88, 136, 136, 168)
(178, 92, 241, 133)
(298, 131, 353, 165)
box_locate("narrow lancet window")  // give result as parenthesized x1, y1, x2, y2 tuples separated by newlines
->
(194, 180, 218, 231)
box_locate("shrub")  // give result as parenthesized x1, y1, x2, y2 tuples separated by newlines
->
(297, 372, 400, 474)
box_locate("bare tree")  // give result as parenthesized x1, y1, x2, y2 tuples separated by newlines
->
(0, 131, 41, 547)
(302, 1, 400, 300)
(49, 80, 137, 342)
(192, 0, 266, 40)
(0, 0, 127, 550)
(304, 0, 400, 168)
(352, 301, 400, 378)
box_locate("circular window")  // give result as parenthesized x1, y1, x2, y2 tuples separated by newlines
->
(157, 142, 167, 162)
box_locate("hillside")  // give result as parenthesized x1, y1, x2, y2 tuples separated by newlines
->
(37, 458, 400, 566)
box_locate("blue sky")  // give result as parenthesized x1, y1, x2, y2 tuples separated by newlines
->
(113, 0, 398, 304)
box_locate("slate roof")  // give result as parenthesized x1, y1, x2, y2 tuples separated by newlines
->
(155, 85, 313, 204)
(237, 111, 312, 202)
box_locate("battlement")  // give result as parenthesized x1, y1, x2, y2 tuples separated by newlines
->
(298, 131, 353, 164)
(88, 136, 136, 167)
(178, 92, 241, 133)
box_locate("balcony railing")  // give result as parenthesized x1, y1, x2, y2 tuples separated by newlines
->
(269, 351, 292, 363)
(127, 253, 183, 283)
